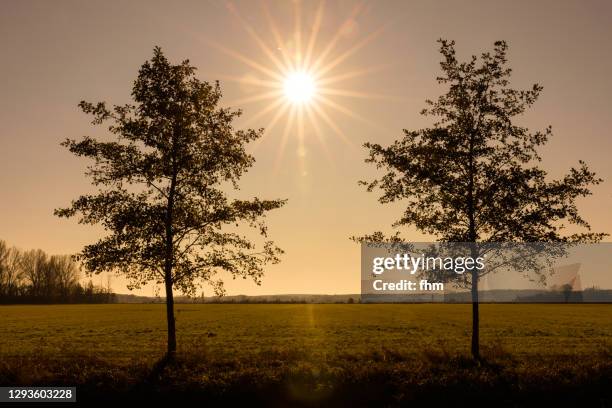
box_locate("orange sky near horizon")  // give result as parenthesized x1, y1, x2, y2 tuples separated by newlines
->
(1, 0, 611, 296)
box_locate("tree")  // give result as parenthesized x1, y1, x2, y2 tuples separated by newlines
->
(0, 241, 10, 297)
(21, 249, 48, 299)
(358, 40, 605, 359)
(0, 241, 8, 295)
(49, 255, 79, 299)
(0, 241, 23, 298)
(56, 47, 286, 356)
(3, 247, 23, 298)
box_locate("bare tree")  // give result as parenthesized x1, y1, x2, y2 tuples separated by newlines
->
(4, 247, 24, 297)
(49, 255, 79, 299)
(21, 249, 48, 298)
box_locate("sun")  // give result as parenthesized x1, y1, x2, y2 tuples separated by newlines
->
(205, 1, 387, 173)
(283, 71, 316, 104)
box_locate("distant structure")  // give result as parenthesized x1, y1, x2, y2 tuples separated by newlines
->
(548, 263, 582, 291)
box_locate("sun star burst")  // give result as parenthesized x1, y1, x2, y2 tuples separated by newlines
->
(205, 1, 390, 173)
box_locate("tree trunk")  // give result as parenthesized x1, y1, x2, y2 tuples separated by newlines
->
(470, 267, 480, 360)
(164, 276, 177, 357)
(164, 153, 178, 358)
(467, 127, 479, 360)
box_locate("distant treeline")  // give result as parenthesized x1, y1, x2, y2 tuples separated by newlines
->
(0, 240, 115, 304)
(515, 287, 612, 303)
(177, 294, 360, 304)
(112, 293, 361, 304)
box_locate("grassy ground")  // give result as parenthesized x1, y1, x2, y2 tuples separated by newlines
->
(0, 304, 610, 406)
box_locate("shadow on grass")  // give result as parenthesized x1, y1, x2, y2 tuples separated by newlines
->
(1, 350, 610, 407)
(115, 350, 612, 407)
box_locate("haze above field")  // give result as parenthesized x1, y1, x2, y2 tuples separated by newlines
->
(1, 0, 611, 296)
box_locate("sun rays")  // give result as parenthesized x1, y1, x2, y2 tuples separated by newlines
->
(208, 0, 389, 172)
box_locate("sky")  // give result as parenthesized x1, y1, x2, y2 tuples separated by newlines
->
(1, 0, 611, 296)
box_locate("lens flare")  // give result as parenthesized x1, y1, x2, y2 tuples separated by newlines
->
(283, 71, 316, 104)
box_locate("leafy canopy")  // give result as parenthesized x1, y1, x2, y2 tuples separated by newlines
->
(56, 47, 286, 295)
(358, 40, 605, 246)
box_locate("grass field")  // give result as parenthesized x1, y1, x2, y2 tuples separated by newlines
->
(1, 304, 611, 405)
